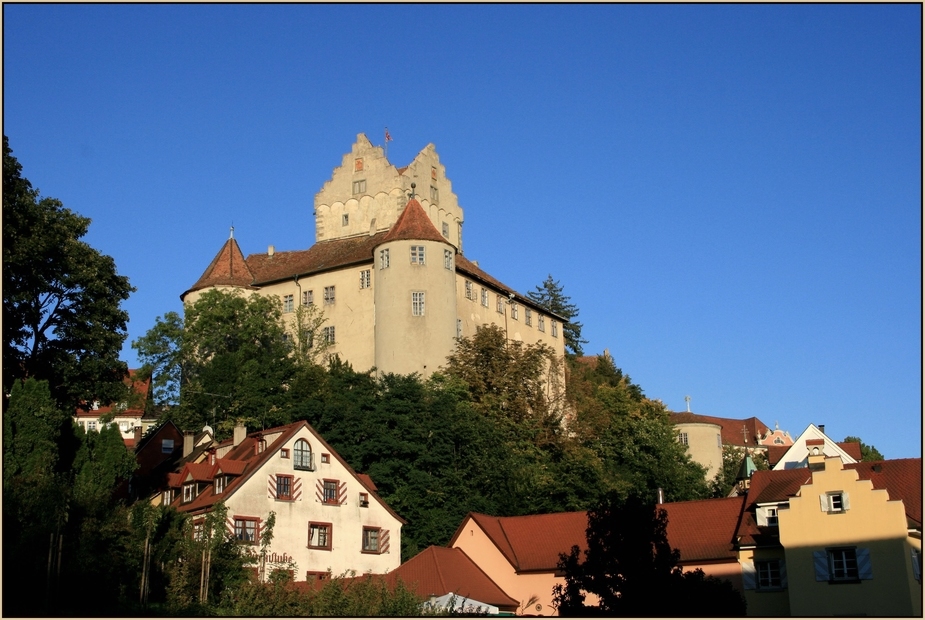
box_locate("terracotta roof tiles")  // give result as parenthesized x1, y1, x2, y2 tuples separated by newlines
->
(381, 198, 447, 245)
(386, 546, 519, 611)
(845, 458, 922, 525)
(185, 238, 255, 296)
(670, 412, 773, 447)
(662, 496, 745, 562)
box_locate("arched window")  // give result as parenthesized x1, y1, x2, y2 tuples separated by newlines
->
(294, 439, 314, 471)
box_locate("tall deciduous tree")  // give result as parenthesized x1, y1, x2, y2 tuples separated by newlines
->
(842, 435, 884, 462)
(527, 275, 587, 356)
(3, 136, 134, 410)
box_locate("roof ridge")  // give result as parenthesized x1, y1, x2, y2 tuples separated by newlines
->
(496, 518, 522, 572)
(380, 198, 447, 245)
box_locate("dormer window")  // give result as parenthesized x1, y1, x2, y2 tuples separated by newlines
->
(767, 507, 778, 527)
(214, 476, 225, 495)
(183, 483, 195, 504)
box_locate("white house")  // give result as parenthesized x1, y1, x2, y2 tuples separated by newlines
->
(157, 420, 404, 581)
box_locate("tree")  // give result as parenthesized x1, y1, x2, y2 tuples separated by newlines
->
(843, 435, 884, 461)
(710, 445, 769, 498)
(3, 136, 134, 411)
(527, 275, 587, 356)
(552, 492, 745, 616)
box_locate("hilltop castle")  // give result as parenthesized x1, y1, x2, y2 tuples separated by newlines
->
(182, 134, 565, 377)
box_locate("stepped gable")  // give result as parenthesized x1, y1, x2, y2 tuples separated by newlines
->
(386, 546, 519, 611)
(184, 237, 255, 296)
(380, 198, 446, 245)
(245, 232, 386, 285)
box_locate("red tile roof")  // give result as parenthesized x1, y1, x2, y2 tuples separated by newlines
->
(451, 512, 589, 573)
(185, 238, 255, 296)
(845, 458, 922, 526)
(670, 412, 773, 447)
(245, 233, 385, 286)
(838, 442, 863, 461)
(74, 369, 151, 416)
(662, 496, 745, 563)
(386, 546, 519, 611)
(381, 198, 447, 245)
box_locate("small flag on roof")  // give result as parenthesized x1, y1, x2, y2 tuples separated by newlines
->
(385, 128, 393, 142)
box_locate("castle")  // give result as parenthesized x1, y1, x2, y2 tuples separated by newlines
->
(182, 134, 566, 377)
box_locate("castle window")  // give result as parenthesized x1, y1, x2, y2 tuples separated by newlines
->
(481, 288, 488, 307)
(342, 214, 349, 227)
(442, 222, 449, 238)
(465, 281, 474, 300)
(323, 286, 335, 305)
(430, 185, 439, 203)
(322, 326, 335, 344)
(525, 309, 532, 326)
(352, 179, 366, 194)
(677, 432, 689, 446)
(538, 316, 545, 332)
(354, 158, 364, 172)
(411, 246, 425, 265)
(431, 166, 437, 180)
(496, 296, 504, 314)
(303, 290, 314, 306)
(360, 270, 371, 289)
(380, 249, 390, 269)
(412, 292, 425, 316)
(444, 249, 452, 269)
(282, 294, 294, 313)
(456, 318, 462, 338)
(511, 303, 519, 320)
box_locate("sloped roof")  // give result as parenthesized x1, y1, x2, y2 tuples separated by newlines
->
(846, 458, 922, 526)
(185, 237, 255, 295)
(380, 198, 446, 244)
(662, 496, 745, 563)
(670, 412, 772, 447)
(451, 512, 589, 573)
(838, 442, 863, 461)
(74, 369, 151, 417)
(246, 233, 386, 285)
(771, 424, 858, 470)
(386, 546, 519, 611)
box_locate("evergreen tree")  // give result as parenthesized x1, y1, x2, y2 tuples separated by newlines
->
(527, 274, 587, 356)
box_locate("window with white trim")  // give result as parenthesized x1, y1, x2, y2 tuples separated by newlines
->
(525, 309, 532, 326)
(757, 559, 783, 589)
(412, 292, 425, 316)
(321, 326, 335, 344)
(766, 507, 779, 527)
(444, 249, 452, 269)
(814, 547, 872, 582)
(496, 296, 504, 313)
(380, 249, 390, 270)
(538, 316, 545, 332)
(481, 288, 488, 307)
(677, 432, 689, 446)
(323, 286, 335, 305)
(511, 303, 519, 320)
(359, 269, 371, 289)
(411, 246, 425, 265)
(442, 222, 449, 238)
(282, 294, 294, 313)
(551, 320, 558, 337)
(820, 491, 849, 513)
(465, 281, 473, 300)
(303, 290, 314, 306)
(214, 476, 225, 495)
(88, 421, 97, 432)
(183, 483, 195, 503)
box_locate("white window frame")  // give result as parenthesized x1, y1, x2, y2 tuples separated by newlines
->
(359, 269, 371, 289)
(442, 222, 449, 238)
(322, 326, 335, 344)
(323, 286, 335, 305)
(214, 476, 225, 495)
(481, 288, 488, 307)
(412, 292, 425, 316)
(183, 483, 195, 504)
(551, 320, 558, 337)
(678, 432, 689, 446)
(525, 309, 532, 326)
(538, 316, 545, 332)
(820, 491, 849, 513)
(444, 249, 452, 269)
(380, 249, 390, 269)
(766, 507, 779, 527)
(282, 294, 294, 313)
(496, 296, 504, 314)
(411, 245, 425, 265)
(465, 281, 473, 300)
(814, 548, 872, 582)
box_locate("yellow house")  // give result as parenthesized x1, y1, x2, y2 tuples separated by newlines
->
(735, 455, 922, 616)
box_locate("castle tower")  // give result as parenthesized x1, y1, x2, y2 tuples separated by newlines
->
(314, 134, 464, 252)
(373, 196, 457, 376)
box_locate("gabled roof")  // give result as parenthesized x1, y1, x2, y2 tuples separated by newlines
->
(185, 237, 255, 296)
(450, 512, 588, 573)
(670, 412, 772, 448)
(246, 232, 386, 285)
(380, 198, 446, 245)
(386, 546, 519, 611)
(770, 424, 857, 470)
(662, 496, 745, 563)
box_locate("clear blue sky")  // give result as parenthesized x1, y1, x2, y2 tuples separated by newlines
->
(4, 4, 921, 458)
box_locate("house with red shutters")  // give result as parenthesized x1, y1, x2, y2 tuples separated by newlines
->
(155, 420, 405, 581)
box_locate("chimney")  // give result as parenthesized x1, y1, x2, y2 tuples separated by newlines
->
(183, 431, 195, 458)
(233, 424, 247, 447)
(133, 426, 143, 444)
(818, 424, 825, 435)
(656, 488, 665, 505)
(268, 245, 275, 257)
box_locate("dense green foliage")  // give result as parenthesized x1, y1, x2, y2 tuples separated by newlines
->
(3, 135, 134, 411)
(552, 493, 746, 616)
(710, 444, 770, 498)
(843, 435, 885, 461)
(527, 274, 588, 356)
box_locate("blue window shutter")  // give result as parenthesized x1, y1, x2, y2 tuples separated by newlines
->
(779, 559, 788, 588)
(813, 551, 830, 581)
(857, 548, 873, 580)
(741, 562, 756, 590)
